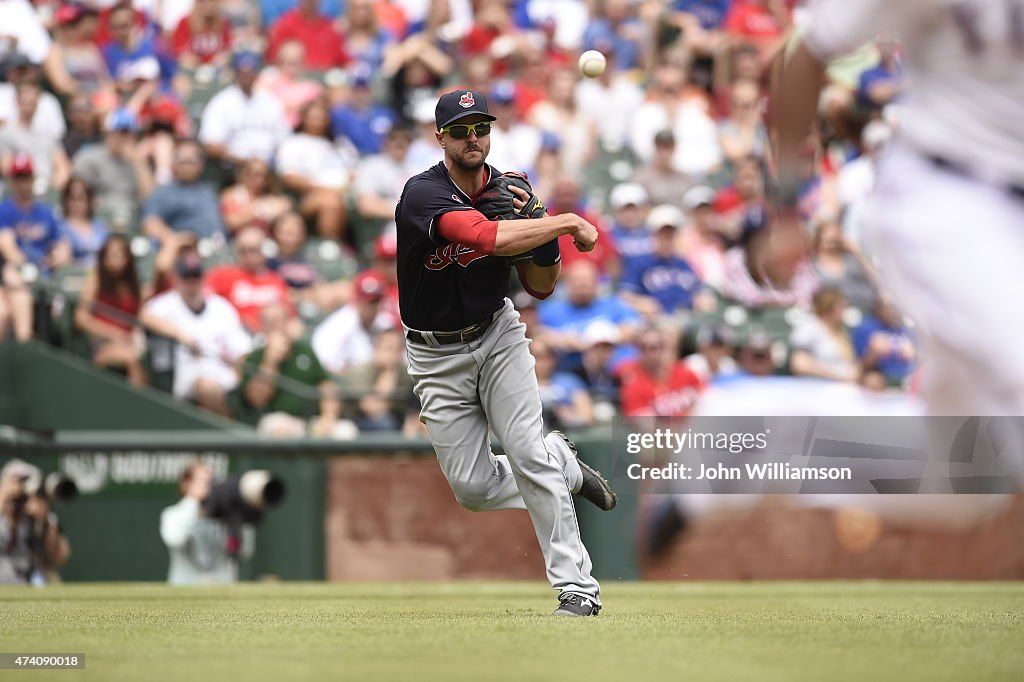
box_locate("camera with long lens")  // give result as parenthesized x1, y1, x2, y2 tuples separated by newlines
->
(202, 470, 286, 524)
(15, 471, 79, 507)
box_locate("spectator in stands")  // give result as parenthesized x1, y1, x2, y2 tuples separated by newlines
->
(837, 121, 892, 246)
(199, 51, 290, 166)
(0, 196, 33, 342)
(257, 40, 324, 127)
(59, 177, 110, 267)
(220, 158, 293, 236)
(853, 295, 916, 389)
(581, 0, 646, 71)
(336, 327, 414, 432)
(548, 177, 619, 278)
(140, 254, 252, 416)
(379, 18, 452, 121)
(62, 96, 98, 158)
(331, 63, 396, 156)
(718, 79, 766, 165)
(160, 461, 253, 584)
(532, 336, 594, 431)
(539, 261, 639, 369)
(0, 54, 67, 143)
(858, 34, 902, 112)
(72, 108, 153, 231)
(629, 64, 722, 177)
(811, 216, 878, 312)
(487, 80, 542, 176)
(0, 1, 52, 70)
(206, 226, 295, 333)
(789, 286, 859, 383)
(143, 139, 224, 242)
(340, 0, 395, 74)
(0, 79, 71, 193)
(267, 0, 348, 71)
(607, 182, 652, 275)
(735, 332, 776, 377)
(101, 3, 160, 112)
(171, 0, 234, 69)
(74, 234, 145, 386)
(0, 154, 70, 274)
(312, 270, 394, 374)
(573, 319, 622, 410)
(684, 324, 738, 384)
(617, 326, 703, 419)
(368, 231, 401, 323)
(528, 68, 595, 178)
(633, 130, 696, 208)
(149, 232, 199, 299)
(619, 204, 702, 317)
(353, 125, 414, 227)
(241, 302, 352, 437)
(222, 0, 261, 39)
(677, 185, 726, 290)
(670, 0, 730, 58)
(276, 98, 355, 239)
(719, 206, 817, 309)
(47, 4, 114, 99)
(712, 154, 764, 238)
(405, 97, 444, 169)
(0, 459, 71, 585)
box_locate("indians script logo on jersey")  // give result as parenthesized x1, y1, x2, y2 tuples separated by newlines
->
(459, 91, 475, 108)
(424, 243, 488, 270)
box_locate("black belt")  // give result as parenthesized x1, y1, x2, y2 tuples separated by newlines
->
(927, 154, 1024, 201)
(406, 315, 495, 346)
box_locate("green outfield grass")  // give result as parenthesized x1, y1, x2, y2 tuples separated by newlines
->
(1, 582, 1022, 682)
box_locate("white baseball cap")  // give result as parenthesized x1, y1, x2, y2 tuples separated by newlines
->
(646, 204, 686, 231)
(583, 319, 621, 347)
(683, 185, 716, 211)
(609, 183, 648, 210)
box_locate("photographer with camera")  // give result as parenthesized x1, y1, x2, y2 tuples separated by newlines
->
(160, 462, 256, 585)
(0, 459, 72, 585)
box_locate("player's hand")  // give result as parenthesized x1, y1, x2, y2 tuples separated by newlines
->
(570, 215, 599, 252)
(509, 185, 529, 214)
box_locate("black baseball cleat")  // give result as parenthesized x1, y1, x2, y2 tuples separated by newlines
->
(553, 592, 601, 617)
(551, 431, 618, 511)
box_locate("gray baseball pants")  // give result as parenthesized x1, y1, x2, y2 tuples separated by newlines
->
(405, 298, 601, 602)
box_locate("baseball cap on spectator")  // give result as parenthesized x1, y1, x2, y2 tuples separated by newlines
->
(176, 254, 204, 278)
(105, 107, 139, 133)
(646, 204, 685, 232)
(683, 185, 716, 211)
(609, 183, 648, 210)
(353, 271, 387, 302)
(435, 89, 496, 130)
(540, 132, 562, 152)
(6, 52, 34, 69)
(55, 3, 86, 25)
(231, 51, 263, 72)
(583, 319, 621, 347)
(490, 80, 516, 105)
(374, 232, 397, 260)
(9, 153, 34, 177)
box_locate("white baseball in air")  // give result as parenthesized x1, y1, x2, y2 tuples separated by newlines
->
(577, 50, 607, 78)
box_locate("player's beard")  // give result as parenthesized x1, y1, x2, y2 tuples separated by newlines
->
(450, 141, 489, 172)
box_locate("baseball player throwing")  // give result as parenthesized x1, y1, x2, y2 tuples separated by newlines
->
(773, 0, 1024, 420)
(395, 89, 617, 617)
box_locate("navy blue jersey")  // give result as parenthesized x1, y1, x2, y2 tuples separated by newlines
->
(395, 161, 512, 331)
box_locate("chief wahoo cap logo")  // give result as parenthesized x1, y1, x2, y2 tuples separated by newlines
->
(459, 91, 475, 108)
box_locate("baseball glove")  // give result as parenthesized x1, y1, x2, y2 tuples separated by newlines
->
(473, 171, 546, 221)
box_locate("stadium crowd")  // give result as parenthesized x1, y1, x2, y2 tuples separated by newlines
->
(0, 0, 916, 436)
